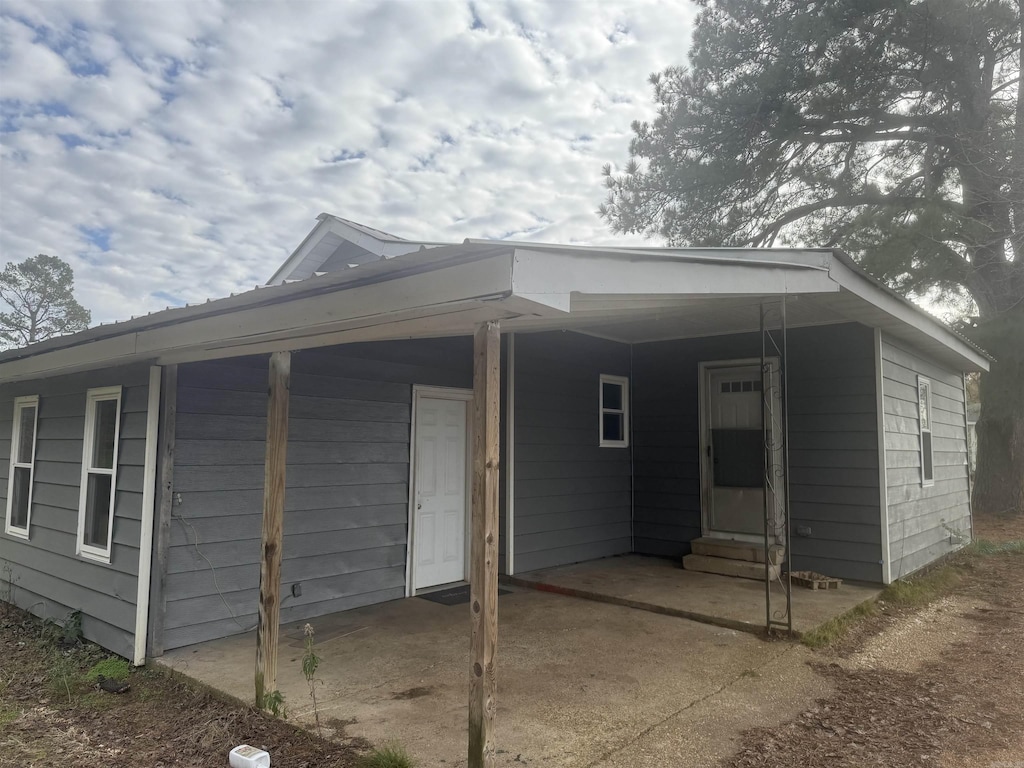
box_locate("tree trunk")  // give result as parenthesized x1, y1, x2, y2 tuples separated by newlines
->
(972, 305, 1024, 518)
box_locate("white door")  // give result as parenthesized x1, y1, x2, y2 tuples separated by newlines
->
(705, 365, 765, 538)
(413, 395, 469, 590)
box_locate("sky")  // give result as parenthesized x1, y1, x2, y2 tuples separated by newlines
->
(0, 0, 698, 325)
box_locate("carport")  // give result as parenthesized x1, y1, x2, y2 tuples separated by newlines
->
(159, 583, 839, 767)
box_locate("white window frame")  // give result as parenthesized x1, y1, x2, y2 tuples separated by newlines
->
(76, 386, 122, 563)
(599, 374, 630, 448)
(918, 375, 934, 487)
(5, 395, 40, 539)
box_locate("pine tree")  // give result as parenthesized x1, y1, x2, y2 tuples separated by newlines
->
(602, 0, 1022, 517)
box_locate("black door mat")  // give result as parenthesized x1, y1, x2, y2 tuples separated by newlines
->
(418, 585, 512, 606)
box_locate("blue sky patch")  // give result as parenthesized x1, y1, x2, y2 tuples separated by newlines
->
(151, 290, 184, 308)
(79, 225, 112, 252)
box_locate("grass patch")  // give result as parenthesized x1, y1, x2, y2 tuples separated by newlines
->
(801, 599, 878, 649)
(882, 562, 963, 608)
(358, 743, 416, 768)
(966, 538, 1024, 556)
(84, 657, 131, 682)
(0, 703, 20, 726)
(803, 559, 967, 649)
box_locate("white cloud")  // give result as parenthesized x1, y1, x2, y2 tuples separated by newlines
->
(0, 0, 697, 323)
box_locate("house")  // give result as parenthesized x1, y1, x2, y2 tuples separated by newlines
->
(0, 214, 987, 665)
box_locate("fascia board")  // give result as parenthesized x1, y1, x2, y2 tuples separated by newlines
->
(828, 259, 990, 371)
(266, 216, 335, 285)
(0, 249, 515, 382)
(509, 247, 838, 300)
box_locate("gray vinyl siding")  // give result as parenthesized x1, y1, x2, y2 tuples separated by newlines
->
(163, 338, 472, 649)
(0, 366, 151, 658)
(881, 337, 971, 578)
(513, 332, 633, 573)
(632, 323, 883, 582)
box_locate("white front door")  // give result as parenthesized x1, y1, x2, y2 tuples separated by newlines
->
(412, 394, 469, 590)
(704, 364, 766, 539)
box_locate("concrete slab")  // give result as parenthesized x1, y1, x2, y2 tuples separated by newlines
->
(159, 586, 825, 767)
(511, 555, 882, 636)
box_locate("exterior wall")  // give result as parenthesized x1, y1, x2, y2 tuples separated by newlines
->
(512, 332, 633, 573)
(0, 366, 151, 658)
(163, 338, 472, 649)
(632, 323, 884, 582)
(880, 336, 971, 578)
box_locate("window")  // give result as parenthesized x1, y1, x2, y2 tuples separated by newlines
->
(5, 396, 39, 538)
(599, 374, 629, 448)
(77, 386, 122, 561)
(918, 376, 934, 486)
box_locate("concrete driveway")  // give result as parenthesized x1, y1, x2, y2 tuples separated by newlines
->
(161, 587, 827, 767)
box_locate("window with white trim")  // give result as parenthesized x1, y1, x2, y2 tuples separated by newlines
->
(599, 374, 629, 448)
(918, 376, 934, 486)
(77, 386, 122, 561)
(5, 395, 39, 538)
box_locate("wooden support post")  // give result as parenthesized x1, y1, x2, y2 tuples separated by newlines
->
(147, 364, 177, 658)
(469, 321, 501, 768)
(255, 350, 291, 709)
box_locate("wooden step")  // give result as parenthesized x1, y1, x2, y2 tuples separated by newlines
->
(690, 537, 781, 564)
(682, 554, 780, 581)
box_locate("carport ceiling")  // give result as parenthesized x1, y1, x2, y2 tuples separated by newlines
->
(503, 293, 851, 343)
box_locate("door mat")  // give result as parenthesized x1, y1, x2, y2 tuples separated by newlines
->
(418, 585, 512, 606)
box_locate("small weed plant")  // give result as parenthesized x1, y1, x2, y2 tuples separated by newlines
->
(301, 623, 324, 737)
(358, 743, 415, 768)
(46, 651, 78, 704)
(261, 689, 287, 719)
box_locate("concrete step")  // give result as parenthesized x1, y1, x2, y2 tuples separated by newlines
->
(691, 537, 782, 564)
(682, 553, 780, 581)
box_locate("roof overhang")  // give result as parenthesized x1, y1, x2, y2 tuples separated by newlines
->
(266, 213, 449, 285)
(0, 242, 989, 384)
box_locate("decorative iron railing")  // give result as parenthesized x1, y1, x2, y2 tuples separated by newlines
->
(760, 299, 793, 634)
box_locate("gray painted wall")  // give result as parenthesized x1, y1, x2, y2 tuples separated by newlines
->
(163, 338, 472, 649)
(880, 337, 971, 578)
(512, 332, 633, 573)
(632, 323, 884, 582)
(0, 366, 151, 658)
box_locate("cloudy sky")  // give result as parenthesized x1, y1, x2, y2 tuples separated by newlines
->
(0, 0, 697, 324)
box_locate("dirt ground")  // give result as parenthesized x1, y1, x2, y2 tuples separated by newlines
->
(0, 612, 365, 767)
(727, 513, 1024, 768)
(1, 514, 1021, 767)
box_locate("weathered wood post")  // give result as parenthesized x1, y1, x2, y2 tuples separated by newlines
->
(468, 321, 501, 767)
(255, 350, 291, 708)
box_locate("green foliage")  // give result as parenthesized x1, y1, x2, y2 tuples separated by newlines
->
(261, 689, 287, 719)
(301, 623, 324, 737)
(965, 537, 1024, 555)
(62, 610, 83, 644)
(602, 0, 1021, 319)
(357, 743, 415, 768)
(84, 657, 131, 683)
(602, 0, 1024, 516)
(0, 253, 91, 348)
(803, 555, 975, 648)
(801, 600, 878, 649)
(0, 704, 19, 727)
(45, 652, 79, 704)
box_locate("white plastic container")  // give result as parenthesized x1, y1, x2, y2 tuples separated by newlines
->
(229, 744, 271, 768)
